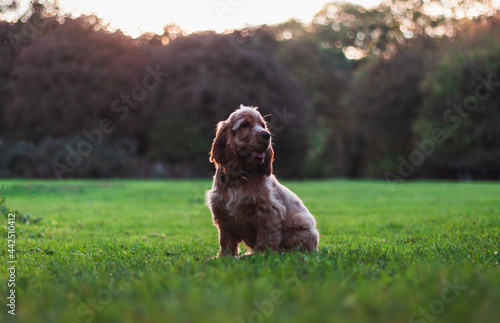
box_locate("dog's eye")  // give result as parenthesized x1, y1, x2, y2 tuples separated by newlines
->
(240, 122, 250, 129)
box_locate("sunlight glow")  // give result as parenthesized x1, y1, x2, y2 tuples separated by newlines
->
(343, 46, 366, 60)
(54, 0, 383, 38)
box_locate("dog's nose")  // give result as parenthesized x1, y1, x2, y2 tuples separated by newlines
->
(260, 131, 271, 141)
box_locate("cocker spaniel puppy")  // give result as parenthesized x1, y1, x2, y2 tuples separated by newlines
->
(206, 105, 319, 257)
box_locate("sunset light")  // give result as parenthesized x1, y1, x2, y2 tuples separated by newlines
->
(54, 0, 383, 37)
(2, 0, 500, 321)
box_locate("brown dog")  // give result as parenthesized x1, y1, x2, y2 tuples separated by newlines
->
(206, 105, 319, 256)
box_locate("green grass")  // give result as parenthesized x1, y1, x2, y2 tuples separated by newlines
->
(1, 179, 499, 323)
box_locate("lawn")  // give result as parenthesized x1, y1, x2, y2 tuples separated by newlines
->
(1, 179, 499, 323)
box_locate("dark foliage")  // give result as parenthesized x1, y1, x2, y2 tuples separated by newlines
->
(346, 46, 427, 177)
(0, 136, 163, 178)
(3, 16, 147, 142)
(274, 39, 355, 177)
(147, 32, 310, 177)
(1, 1, 499, 179)
(415, 16, 500, 178)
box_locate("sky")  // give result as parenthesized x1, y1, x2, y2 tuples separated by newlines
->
(51, 0, 384, 37)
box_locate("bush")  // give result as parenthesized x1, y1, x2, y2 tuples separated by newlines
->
(0, 138, 36, 177)
(0, 136, 166, 178)
(0, 185, 6, 216)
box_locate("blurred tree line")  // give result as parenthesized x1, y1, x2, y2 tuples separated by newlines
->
(0, 0, 499, 179)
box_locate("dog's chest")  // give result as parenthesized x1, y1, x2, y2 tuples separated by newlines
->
(223, 187, 262, 218)
(215, 182, 286, 222)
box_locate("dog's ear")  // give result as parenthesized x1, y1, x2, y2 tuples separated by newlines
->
(257, 144, 274, 177)
(209, 121, 235, 167)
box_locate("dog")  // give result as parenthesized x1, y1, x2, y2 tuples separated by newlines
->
(205, 105, 319, 256)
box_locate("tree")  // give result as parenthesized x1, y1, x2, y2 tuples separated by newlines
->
(2, 15, 147, 143)
(345, 45, 427, 177)
(312, 0, 499, 60)
(0, 21, 16, 137)
(274, 37, 355, 177)
(0, 0, 19, 14)
(147, 32, 310, 177)
(414, 14, 500, 178)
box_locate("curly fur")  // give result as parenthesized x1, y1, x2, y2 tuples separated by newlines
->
(206, 105, 319, 256)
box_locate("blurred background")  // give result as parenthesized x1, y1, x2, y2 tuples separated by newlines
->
(0, 0, 499, 180)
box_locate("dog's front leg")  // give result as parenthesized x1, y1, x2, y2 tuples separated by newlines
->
(217, 226, 240, 257)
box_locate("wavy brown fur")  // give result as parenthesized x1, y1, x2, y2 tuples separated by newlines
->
(206, 106, 319, 256)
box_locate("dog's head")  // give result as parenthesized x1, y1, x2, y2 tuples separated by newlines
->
(209, 105, 274, 176)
